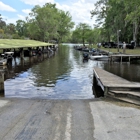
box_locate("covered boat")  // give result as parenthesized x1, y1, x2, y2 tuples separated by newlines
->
(89, 55, 110, 61)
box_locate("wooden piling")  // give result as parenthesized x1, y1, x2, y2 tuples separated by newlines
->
(93, 67, 140, 105)
(0, 71, 4, 97)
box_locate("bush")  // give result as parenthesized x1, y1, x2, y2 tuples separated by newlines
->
(12, 34, 20, 39)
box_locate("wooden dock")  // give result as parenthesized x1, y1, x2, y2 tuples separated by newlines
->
(93, 67, 140, 105)
(109, 54, 140, 62)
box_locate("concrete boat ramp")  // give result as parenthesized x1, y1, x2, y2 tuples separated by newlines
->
(93, 67, 140, 105)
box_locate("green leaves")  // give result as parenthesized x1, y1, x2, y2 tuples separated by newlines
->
(90, 0, 140, 43)
(72, 23, 92, 45)
(57, 10, 74, 43)
(26, 3, 74, 43)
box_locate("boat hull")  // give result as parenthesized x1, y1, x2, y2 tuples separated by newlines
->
(89, 55, 109, 61)
(0, 59, 7, 65)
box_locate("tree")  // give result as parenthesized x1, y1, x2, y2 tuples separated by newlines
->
(71, 29, 82, 43)
(27, 3, 74, 43)
(27, 3, 60, 42)
(123, 0, 140, 47)
(0, 14, 6, 29)
(90, 0, 133, 44)
(73, 23, 92, 45)
(5, 23, 16, 34)
(57, 10, 74, 43)
(0, 29, 4, 38)
(27, 19, 41, 40)
(16, 20, 28, 37)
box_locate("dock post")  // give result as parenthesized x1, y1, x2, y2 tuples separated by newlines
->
(110, 56, 114, 62)
(129, 56, 130, 62)
(0, 71, 4, 97)
(20, 48, 24, 59)
(28, 47, 32, 57)
(104, 87, 109, 96)
(110, 56, 112, 62)
(42, 46, 44, 53)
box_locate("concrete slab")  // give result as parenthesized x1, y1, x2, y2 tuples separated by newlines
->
(0, 100, 9, 107)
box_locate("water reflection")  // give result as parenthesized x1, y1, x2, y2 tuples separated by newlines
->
(3, 44, 140, 99)
(4, 45, 96, 99)
(103, 62, 140, 82)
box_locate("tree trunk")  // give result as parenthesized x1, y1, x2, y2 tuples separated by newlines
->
(133, 21, 139, 48)
(107, 31, 110, 42)
(82, 37, 85, 46)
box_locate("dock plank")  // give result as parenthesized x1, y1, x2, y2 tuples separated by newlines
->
(106, 95, 140, 106)
(93, 67, 140, 105)
(110, 54, 140, 57)
(110, 90, 140, 97)
(93, 67, 140, 88)
(109, 54, 140, 62)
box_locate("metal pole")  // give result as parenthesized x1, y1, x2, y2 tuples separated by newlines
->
(117, 30, 119, 52)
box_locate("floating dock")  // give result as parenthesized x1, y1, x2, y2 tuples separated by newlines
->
(110, 54, 140, 62)
(93, 67, 140, 105)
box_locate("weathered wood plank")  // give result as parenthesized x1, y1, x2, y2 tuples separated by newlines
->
(93, 67, 140, 105)
(109, 54, 140, 62)
(93, 67, 140, 88)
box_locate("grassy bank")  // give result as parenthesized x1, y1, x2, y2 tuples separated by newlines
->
(91, 45, 140, 55)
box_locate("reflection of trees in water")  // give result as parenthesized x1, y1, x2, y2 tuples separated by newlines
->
(3, 52, 55, 80)
(3, 45, 72, 87)
(103, 63, 140, 82)
(30, 45, 72, 86)
(72, 47, 81, 61)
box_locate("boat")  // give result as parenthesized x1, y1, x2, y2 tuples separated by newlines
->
(83, 52, 89, 60)
(89, 48, 97, 54)
(0, 58, 7, 65)
(0, 52, 14, 65)
(74, 46, 83, 51)
(4, 52, 14, 59)
(89, 55, 110, 61)
(82, 48, 89, 52)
